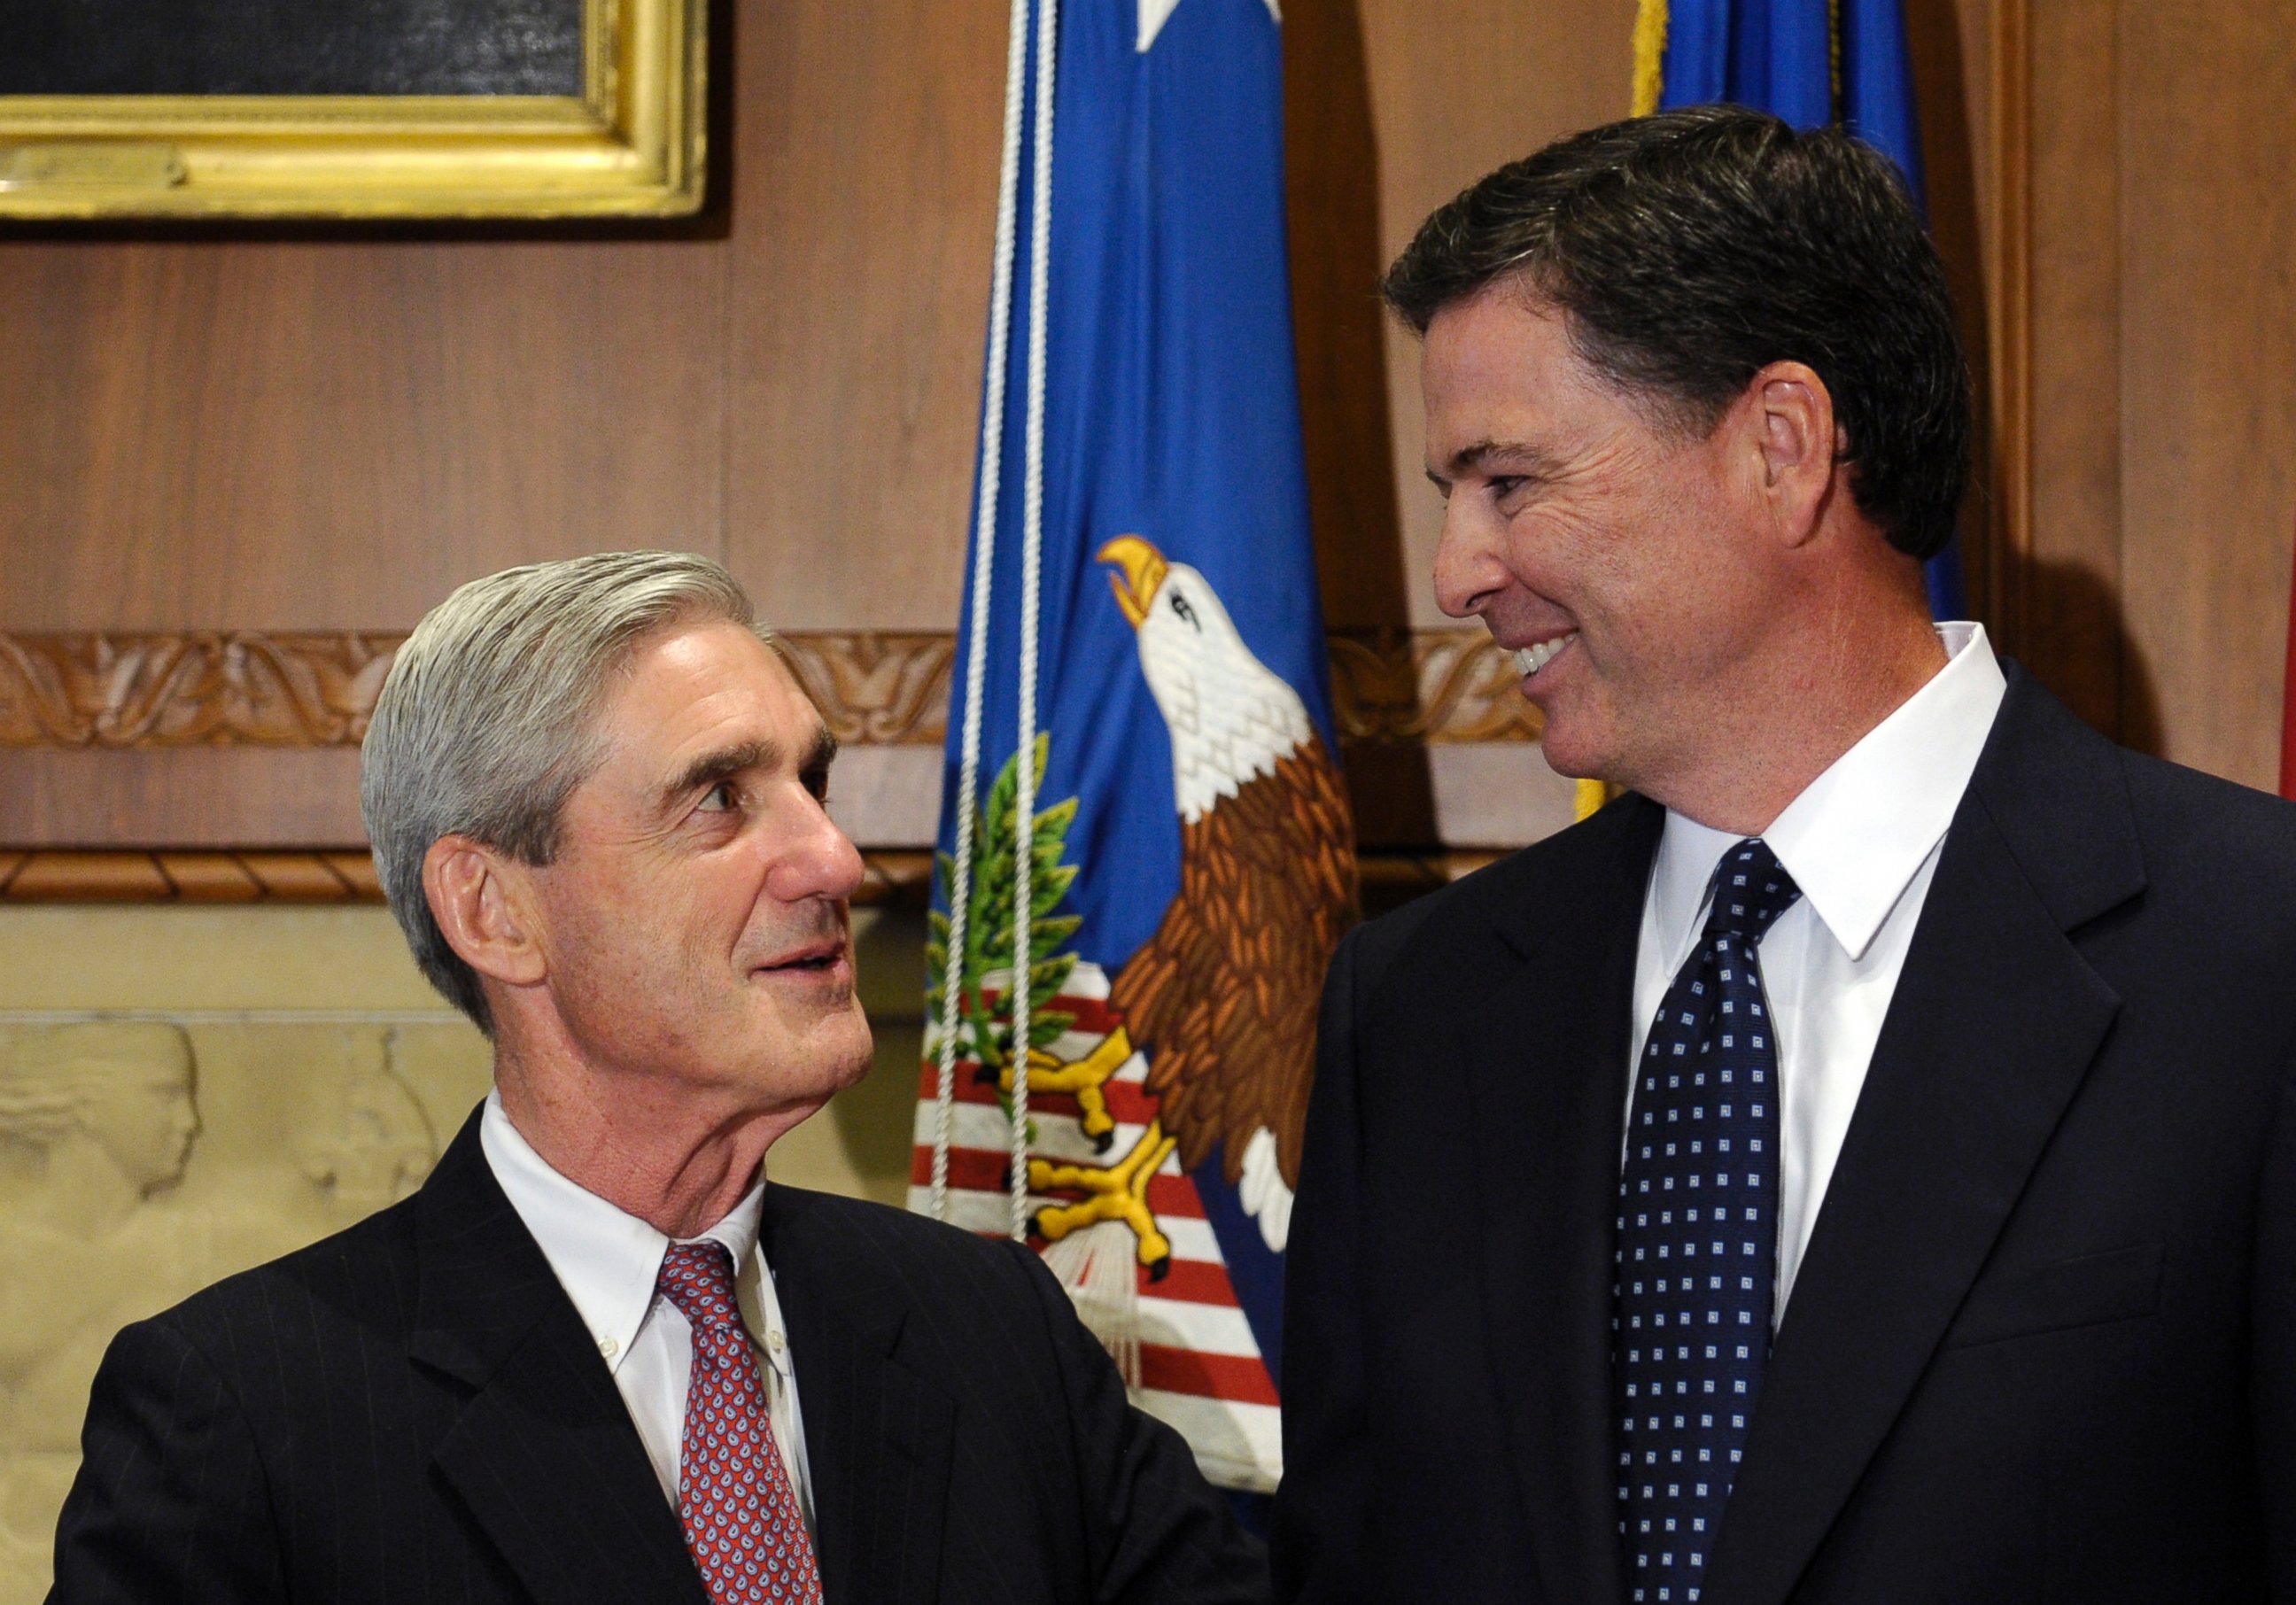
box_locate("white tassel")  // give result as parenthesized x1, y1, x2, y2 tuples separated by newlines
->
(1009, 0, 1060, 1242)
(1042, 1220, 1143, 1389)
(931, 0, 1033, 1225)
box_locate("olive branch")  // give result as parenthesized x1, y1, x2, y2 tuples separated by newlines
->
(925, 734, 1082, 1116)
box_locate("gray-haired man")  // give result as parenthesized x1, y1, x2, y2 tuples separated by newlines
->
(50, 552, 1263, 1605)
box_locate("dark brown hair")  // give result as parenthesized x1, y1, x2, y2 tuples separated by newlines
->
(1384, 106, 1971, 561)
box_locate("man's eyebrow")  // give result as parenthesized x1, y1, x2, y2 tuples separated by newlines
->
(799, 726, 840, 776)
(1442, 438, 1567, 479)
(660, 725, 841, 806)
(661, 740, 779, 805)
(665, 730, 844, 803)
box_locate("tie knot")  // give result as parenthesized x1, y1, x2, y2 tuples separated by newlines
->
(1702, 837, 1802, 943)
(655, 1239, 742, 1331)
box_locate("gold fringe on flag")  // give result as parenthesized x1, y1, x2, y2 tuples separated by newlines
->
(1828, 0, 1843, 120)
(1630, 0, 1669, 117)
(1574, 776, 1613, 820)
(1614, 0, 1666, 821)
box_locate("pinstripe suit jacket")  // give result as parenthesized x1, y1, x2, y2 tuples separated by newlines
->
(48, 1110, 1264, 1605)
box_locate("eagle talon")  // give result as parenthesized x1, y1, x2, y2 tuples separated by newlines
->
(989, 1026, 1133, 1143)
(1028, 1118, 1179, 1270)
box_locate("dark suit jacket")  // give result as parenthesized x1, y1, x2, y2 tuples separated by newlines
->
(1273, 666, 2296, 1603)
(49, 1110, 1265, 1605)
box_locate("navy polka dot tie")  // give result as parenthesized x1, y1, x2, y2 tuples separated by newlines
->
(1613, 837, 1802, 1603)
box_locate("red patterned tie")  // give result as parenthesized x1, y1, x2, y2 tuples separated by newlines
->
(655, 1240, 825, 1605)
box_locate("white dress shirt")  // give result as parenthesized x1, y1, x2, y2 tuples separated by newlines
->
(1628, 622, 2008, 1320)
(478, 1092, 815, 1523)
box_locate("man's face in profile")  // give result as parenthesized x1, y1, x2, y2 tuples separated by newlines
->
(520, 621, 873, 1120)
(1421, 285, 1774, 795)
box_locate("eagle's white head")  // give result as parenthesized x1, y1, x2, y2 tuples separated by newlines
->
(1099, 535, 1315, 826)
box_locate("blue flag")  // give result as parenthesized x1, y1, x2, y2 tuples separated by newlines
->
(1646, 0, 1967, 617)
(911, 0, 1354, 1495)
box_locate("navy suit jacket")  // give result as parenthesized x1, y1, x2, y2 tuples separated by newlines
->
(50, 1110, 1265, 1605)
(1274, 665, 2296, 1602)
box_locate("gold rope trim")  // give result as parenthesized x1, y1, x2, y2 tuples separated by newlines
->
(1630, 0, 1669, 117)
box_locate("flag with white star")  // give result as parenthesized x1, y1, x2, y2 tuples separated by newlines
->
(911, 0, 1341, 1505)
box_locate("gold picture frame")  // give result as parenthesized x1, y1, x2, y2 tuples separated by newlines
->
(0, 0, 703, 219)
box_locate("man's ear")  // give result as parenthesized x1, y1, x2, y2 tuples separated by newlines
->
(422, 835, 547, 990)
(1748, 360, 1839, 550)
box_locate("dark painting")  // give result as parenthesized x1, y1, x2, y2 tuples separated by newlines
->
(0, 0, 586, 97)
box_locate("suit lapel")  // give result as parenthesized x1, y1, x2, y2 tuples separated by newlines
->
(1704, 668, 2144, 1605)
(1464, 795, 1662, 1604)
(762, 1187, 957, 1605)
(410, 1113, 708, 1605)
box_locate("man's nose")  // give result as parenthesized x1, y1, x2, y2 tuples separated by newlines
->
(1431, 498, 1505, 620)
(773, 794, 866, 903)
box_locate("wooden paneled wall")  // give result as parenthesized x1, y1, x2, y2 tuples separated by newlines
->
(2042, 0, 2295, 783)
(2, 0, 2290, 848)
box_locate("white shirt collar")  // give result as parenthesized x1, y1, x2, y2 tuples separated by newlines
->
(478, 1089, 769, 1376)
(1648, 622, 2007, 963)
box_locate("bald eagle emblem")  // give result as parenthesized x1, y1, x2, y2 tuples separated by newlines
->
(1012, 536, 1358, 1270)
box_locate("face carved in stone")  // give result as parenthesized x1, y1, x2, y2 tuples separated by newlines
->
(0, 1022, 203, 1198)
(86, 1071, 200, 1195)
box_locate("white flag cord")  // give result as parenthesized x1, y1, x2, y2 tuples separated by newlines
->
(1010, 0, 1059, 1242)
(931, 0, 1033, 1224)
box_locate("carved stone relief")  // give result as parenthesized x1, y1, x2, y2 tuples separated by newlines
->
(0, 1018, 492, 1603)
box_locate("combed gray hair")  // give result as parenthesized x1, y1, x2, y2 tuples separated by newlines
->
(362, 551, 764, 1033)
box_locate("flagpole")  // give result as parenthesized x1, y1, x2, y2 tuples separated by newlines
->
(1010, 0, 1060, 1242)
(931, 0, 1034, 1225)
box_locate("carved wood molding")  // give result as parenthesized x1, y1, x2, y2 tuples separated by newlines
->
(771, 633, 957, 745)
(1325, 627, 1543, 744)
(0, 846, 1506, 906)
(0, 850, 383, 903)
(0, 632, 399, 748)
(0, 627, 1540, 749)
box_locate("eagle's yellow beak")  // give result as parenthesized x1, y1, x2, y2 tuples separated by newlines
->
(1098, 535, 1170, 630)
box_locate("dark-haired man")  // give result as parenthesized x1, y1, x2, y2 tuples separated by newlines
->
(1275, 108, 2296, 1603)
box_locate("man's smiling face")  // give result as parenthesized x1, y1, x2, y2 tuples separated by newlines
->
(1423, 283, 1774, 794)
(522, 618, 873, 1122)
